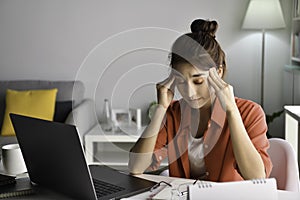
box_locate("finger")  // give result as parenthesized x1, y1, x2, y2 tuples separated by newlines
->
(165, 75, 176, 89)
(169, 77, 176, 91)
(208, 69, 221, 91)
(157, 75, 175, 90)
(209, 68, 227, 89)
(207, 76, 219, 92)
(156, 76, 175, 93)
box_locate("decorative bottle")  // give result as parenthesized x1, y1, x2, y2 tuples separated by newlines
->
(102, 99, 112, 131)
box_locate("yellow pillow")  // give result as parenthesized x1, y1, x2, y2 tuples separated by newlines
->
(1, 88, 58, 136)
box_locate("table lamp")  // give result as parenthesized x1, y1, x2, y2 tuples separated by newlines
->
(242, 0, 285, 108)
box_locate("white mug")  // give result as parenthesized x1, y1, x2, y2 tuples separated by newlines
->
(2, 144, 27, 175)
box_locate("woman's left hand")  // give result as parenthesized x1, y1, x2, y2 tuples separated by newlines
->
(207, 67, 236, 113)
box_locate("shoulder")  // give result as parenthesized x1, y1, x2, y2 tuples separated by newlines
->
(235, 97, 263, 114)
(164, 100, 184, 121)
(235, 97, 266, 123)
(167, 99, 185, 114)
(169, 100, 181, 110)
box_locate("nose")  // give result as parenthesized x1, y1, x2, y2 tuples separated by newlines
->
(186, 82, 196, 99)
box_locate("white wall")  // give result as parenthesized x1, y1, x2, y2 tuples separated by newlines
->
(0, 0, 292, 137)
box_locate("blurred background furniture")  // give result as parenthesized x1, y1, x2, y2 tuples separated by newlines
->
(284, 105, 300, 173)
(84, 126, 167, 171)
(84, 126, 141, 170)
(0, 80, 98, 157)
(283, 66, 300, 106)
(242, 0, 286, 109)
(268, 138, 300, 192)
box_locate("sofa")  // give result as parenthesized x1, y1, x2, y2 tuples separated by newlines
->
(0, 80, 98, 156)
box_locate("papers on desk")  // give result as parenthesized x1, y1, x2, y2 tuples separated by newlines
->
(152, 179, 196, 200)
(189, 178, 278, 200)
(152, 178, 277, 200)
(122, 176, 278, 200)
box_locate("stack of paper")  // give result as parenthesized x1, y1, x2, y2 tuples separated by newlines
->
(189, 178, 277, 200)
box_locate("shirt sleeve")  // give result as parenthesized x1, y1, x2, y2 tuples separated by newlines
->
(242, 102, 273, 178)
(147, 110, 170, 171)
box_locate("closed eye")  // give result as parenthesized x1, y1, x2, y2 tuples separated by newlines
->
(194, 78, 205, 84)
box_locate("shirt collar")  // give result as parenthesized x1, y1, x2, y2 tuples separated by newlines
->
(211, 98, 226, 128)
(179, 97, 225, 132)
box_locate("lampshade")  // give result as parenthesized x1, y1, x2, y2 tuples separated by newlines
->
(242, 0, 285, 30)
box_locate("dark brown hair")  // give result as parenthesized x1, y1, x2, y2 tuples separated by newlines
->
(170, 19, 226, 77)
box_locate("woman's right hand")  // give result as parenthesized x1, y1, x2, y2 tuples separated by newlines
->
(156, 75, 176, 109)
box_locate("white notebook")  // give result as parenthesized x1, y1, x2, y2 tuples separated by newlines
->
(188, 178, 278, 200)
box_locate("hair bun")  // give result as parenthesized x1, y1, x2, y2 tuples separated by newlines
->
(190, 19, 218, 37)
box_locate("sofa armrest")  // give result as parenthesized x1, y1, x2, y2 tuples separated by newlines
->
(65, 99, 98, 143)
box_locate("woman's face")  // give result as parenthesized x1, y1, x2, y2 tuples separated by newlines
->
(173, 63, 218, 109)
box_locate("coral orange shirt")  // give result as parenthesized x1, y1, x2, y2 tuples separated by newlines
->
(149, 97, 272, 182)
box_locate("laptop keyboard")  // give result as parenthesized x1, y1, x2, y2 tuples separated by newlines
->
(93, 178, 126, 198)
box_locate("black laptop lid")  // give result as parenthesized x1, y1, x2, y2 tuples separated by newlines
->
(10, 113, 97, 200)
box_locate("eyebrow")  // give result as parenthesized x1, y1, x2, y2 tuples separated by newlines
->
(192, 72, 209, 78)
(172, 71, 208, 79)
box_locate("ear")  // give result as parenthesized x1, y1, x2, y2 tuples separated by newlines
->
(217, 66, 224, 78)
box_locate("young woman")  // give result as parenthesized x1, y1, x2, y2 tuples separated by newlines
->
(128, 19, 272, 182)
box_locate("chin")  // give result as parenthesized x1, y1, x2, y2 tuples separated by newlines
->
(186, 98, 210, 109)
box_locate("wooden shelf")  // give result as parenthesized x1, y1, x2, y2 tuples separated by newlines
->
(293, 17, 300, 21)
(285, 64, 300, 71)
(292, 57, 300, 62)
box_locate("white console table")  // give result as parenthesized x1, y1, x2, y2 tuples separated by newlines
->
(84, 125, 140, 170)
(284, 105, 300, 171)
(84, 125, 168, 171)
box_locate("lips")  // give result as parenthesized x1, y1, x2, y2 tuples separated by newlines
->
(188, 97, 201, 101)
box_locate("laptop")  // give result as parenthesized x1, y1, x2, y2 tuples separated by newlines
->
(10, 113, 156, 200)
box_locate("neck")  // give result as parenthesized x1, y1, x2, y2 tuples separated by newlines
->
(190, 102, 213, 138)
(198, 95, 215, 115)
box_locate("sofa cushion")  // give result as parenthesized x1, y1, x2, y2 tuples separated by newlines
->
(1, 89, 57, 136)
(0, 80, 85, 129)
